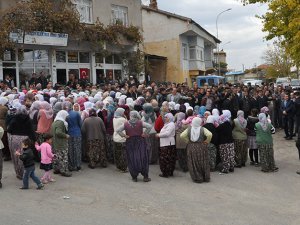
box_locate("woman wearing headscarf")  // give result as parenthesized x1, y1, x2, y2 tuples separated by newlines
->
(246, 108, 260, 166)
(212, 108, 220, 127)
(175, 112, 189, 172)
(156, 113, 176, 178)
(232, 110, 248, 168)
(255, 113, 278, 172)
(113, 108, 128, 172)
(65, 101, 82, 171)
(81, 109, 107, 169)
(53, 102, 62, 119)
(105, 103, 116, 164)
(154, 101, 169, 133)
(216, 110, 235, 174)
(29, 101, 41, 133)
(36, 101, 54, 144)
(142, 103, 158, 164)
(198, 106, 206, 118)
(0, 97, 10, 161)
(7, 105, 35, 179)
(51, 110, 72, 177)
(180, 117, 212, 183)
(203, 115, 219, 171)
(81, 101, 94, 121)
(117, 111, 152, 182)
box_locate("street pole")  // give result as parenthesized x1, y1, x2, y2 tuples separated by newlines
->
(216, 8, 232, 76)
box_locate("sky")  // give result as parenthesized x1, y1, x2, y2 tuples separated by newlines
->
(142, 0, 270, 71)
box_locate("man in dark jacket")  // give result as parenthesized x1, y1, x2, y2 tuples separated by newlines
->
(282, 93, 295, 140)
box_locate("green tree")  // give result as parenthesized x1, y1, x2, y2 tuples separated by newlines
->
(241, 0, 300, 67)
(262, 44, 293, 78)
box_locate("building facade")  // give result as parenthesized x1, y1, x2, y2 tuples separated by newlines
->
(0, 0, 142, 87)
(142, 5, 219, 84)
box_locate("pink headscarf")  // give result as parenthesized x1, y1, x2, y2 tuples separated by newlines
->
(39, 101, 54, 119)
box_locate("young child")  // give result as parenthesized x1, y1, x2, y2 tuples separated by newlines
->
(255, 113, 278, 173)
(16, 138, 44, 190)
(35, 133, 55, 184)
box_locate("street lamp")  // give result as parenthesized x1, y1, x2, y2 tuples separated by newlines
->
(216, 8, 232, 76)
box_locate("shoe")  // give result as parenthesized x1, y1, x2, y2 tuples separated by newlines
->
(241, 163, 246, 167)
(132, 177, 138, 182)
(296, 171, 300, 175)
(250, 161, 255, 166)
(61, 172, 72, 177)
(261, 169, 269, 173)
(20, 187, 28, 190)
(77, 166, 81, 171)
(53, 170, 60, 174)
(272, 167, 279, 172)
(229, 168, 234, 173)
(37, 184, 44, 190)
(220, 170, 228, 174)
(159, 174, 168, 178)
(0, 181, 2, 188)
(3, 157, 11, 161)
(88, 165, 95, 169)
(254, 162, 260, 167)
(235, 165, 242, 168)
(143, 177, 151, 182)
(42, 179, 48, 184)
(16, 175, 23, 180)
(287, 137, 293, 140)
(284, 136, 289, 138)
(49, 178, 56, 182)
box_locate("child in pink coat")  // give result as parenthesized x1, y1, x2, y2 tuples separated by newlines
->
(35, 133, 55, 184)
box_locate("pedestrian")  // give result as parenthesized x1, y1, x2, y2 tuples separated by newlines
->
(36, 101, 53, 145)
(217, 110, 235, 174)
(156, 113, 176, 178)
(16, 138, 44, 190)
(232, 110, 248, 168)
(0, 126, 4, 188)
(35, 133, 55, 184)
(65, 101, 82, 171)
(51, 110, 72, 177)
(81, 109, 107, 169)
(113, 108, 128, 172)
(180, 117, 212, 183)
(7, 105, 36, 179)
(142, 103, 159, 164)
(203, 115, 218, 171)
(0, 97, 10, 161)
(255, 113, 278, 173)
(246, 108, 260, 166)
(117, 111, 152, 182)
(175, 112, 189, 172)
(281, 93, 295, 140)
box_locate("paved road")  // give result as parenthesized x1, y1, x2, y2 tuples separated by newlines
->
(1, 130, 300, 225)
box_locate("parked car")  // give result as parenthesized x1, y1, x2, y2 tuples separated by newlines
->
(275, 77, 290, 88)
(243, 79, 263, 87)
(196, 75, 225, 87)
(291, 79, 300, 91)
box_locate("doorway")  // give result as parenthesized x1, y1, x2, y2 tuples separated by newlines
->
(3, 68, 16, 88)
(57, 69, 67, 85)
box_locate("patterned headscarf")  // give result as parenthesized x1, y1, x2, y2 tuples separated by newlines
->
(199, 106, 206, 117)
(237, 110, 247, 128)
(142, 103, 155, 123)
(114, 108, 125, 118)
(175, 112, 186, 130)
(39, 101, 54, 119)
(258, 113, 268, 131)
(219, 110, 231, 124)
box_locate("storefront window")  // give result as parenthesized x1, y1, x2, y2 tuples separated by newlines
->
(114, 54, 122, 64)
(105, 55, 113, 64)
(2, 50, 16, 61)
(95, 53, 104, 63)
(34, 50, 48, 62)
(56, 51, 66, 63)
(114, 70, 122, 80)
(68, 51, 79, 63)
(22, 49, 34, 62)
(79, 52, 90, 63)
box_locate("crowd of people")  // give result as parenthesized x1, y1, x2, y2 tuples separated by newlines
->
(0, 76, 299, 189)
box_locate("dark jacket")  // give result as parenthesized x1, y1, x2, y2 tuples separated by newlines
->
(250, 97, 259, 111)
(7, 114, 36, 140)
(257, 96, 269, 110)
(281, 99, 295, 117)
(294, 97, 300, 117)
(217, 121, 233, 144)
(246, 116, 259, 136)
(19, 148, 35, 168)
(203, 123, 218, 146)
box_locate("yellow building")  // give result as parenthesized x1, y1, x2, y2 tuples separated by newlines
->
(142, 4, 220, 84)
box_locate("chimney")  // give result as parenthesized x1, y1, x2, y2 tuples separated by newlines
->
(149, 0, 158, 10)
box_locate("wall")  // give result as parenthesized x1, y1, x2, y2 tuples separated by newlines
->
(94, 0, 142, 28)
(0, 0, 18, 10)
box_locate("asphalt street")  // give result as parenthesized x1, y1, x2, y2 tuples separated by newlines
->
(1, 130, 300, 225)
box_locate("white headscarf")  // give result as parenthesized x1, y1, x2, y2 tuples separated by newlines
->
(206, 115, 215, 124)
(175, 104, 180, 111)
(258, 113, 268, 131)
(169, 101, 176, 110)
(0, 97, 8, 106)
(54, 110, 69, 130)
(186, 106, 193, 113)
(35, 94, 44, 101)
(184, 103, 190, 109)
(191, 117, 202, 142)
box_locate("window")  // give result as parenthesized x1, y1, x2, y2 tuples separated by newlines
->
(111, 5, 128, 26)
(113, 54, 122, 64)
(68, 51, 79, 63)
(105, 55, 113, 64)
(189, 46, 204, 61)
(95, 53, 104, 63)
(56, 51, 66, 63)
(73, 0, 93, 23)
(182, 43, 188, 60)
(79, 52, 90, 63)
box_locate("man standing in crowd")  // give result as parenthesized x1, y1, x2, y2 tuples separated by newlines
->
(282, 93, 295, 140)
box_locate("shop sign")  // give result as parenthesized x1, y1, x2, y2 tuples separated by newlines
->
(10, 31, 68, 46)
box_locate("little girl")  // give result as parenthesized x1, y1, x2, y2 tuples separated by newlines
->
(35, 133, 55, 184)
